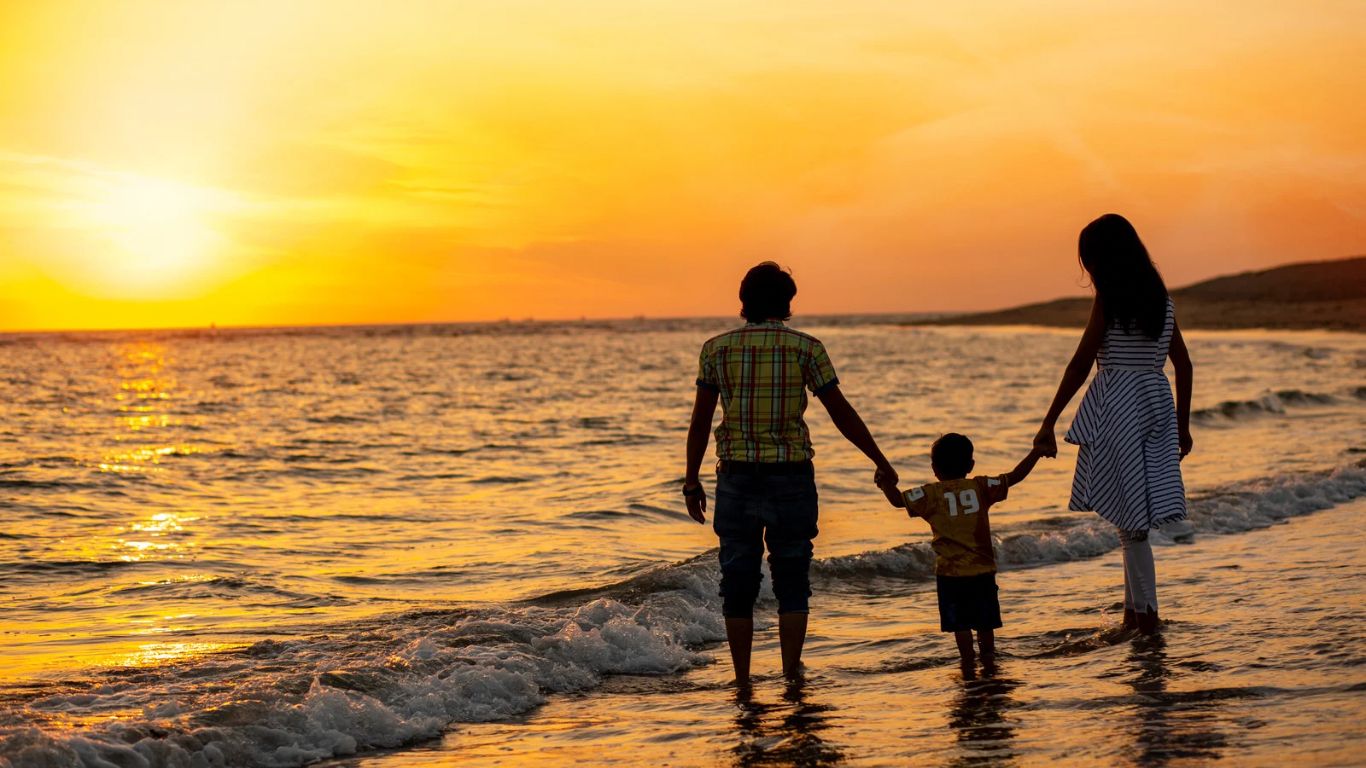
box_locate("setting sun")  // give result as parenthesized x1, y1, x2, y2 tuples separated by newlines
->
(77, 174, 229, 298)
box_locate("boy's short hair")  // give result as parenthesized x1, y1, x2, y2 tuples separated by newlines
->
(739, 262, 797, 322)
(931, 433, 974, 477)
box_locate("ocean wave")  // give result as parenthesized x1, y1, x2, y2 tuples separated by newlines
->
(1191, 388, 1349, 423)
(3, 463, 1363, 768)
(0, 594, 722, 768)
(0, 559, 148, 576)
(814, 463, 1366, 582)
(0, 478, 99, 491)
(109, 575, 347, 607)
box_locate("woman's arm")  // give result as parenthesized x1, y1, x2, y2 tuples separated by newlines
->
(1034, 298, 1106, 457)
(1168, 321, 1194, 458)
(683, 387, 719, 523)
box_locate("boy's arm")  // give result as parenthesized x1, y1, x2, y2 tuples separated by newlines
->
(878, 482, 906, 508)
(815, 385, 897, 487)
(1005, 449, 1044, 487)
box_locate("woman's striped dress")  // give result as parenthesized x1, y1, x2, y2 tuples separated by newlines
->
(1065, 297, 1187, 531)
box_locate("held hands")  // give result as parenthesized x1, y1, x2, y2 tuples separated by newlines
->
(874, 463, 904, 509)
(1033, 425, 1058, 459)
(1179, 429, 1193, 460)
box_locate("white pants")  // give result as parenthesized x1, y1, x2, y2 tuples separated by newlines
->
(1120, 529, 1157, 614)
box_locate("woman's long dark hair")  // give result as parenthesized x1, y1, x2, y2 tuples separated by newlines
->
(1079, 214, 1169, 339)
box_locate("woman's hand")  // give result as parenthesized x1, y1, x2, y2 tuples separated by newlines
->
(1179, 429, 1193, 460)
(1033, 425, 1058, 458)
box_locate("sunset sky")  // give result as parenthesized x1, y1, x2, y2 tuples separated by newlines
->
(1, 1, 1362, 331)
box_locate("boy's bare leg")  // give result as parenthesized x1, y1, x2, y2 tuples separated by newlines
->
(779, 612, 808, 678)
(978, 629, 996, 669)
(954, 631, 976, 663)
(725, 618, 754, 685)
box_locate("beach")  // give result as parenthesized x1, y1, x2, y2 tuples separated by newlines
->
(1, 319, 1363, 766)
(326, 494, 1366, 767)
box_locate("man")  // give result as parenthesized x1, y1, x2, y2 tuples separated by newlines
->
(683, 262, 897, 684)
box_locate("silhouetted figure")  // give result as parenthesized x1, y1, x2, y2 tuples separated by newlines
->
(1034, 214, 1194, 634)
(877, 434, 1042, 668)
(683, 262, 896, 684)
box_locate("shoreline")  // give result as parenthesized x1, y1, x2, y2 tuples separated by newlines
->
(322, 494, 1366, 768)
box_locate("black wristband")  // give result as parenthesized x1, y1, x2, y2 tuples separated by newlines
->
(682, 483, 704, 498)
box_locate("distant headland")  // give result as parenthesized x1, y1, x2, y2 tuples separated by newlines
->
(913, 256, 1366, 332)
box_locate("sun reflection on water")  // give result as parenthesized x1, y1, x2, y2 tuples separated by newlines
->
(116, 539, 176, 561)
(131, 511, 193, 534)
(116, 510, 197, 561)
(100, 445, 200, 474)
(113, 641, 229, 668)
(111, 342, 175, 433)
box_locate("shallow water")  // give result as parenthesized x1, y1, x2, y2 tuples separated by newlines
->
(0, 318, 1363, 766)
(326, 496, 1366, 768)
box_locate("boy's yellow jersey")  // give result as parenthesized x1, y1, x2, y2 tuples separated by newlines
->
(902, 475, 1009, 576)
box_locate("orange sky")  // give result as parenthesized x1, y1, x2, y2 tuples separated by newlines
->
(1, 1, 1363, 331)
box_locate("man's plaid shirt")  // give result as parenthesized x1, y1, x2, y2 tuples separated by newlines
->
(696, 320, 839, 462)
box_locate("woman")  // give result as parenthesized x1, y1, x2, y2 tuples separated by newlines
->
(1034, 214, 1193, 635)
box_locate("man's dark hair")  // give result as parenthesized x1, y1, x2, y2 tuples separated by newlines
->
(931, 433, 974, 478)
(739, 262, 797, 322)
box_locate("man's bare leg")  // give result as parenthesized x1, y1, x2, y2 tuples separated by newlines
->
(1136, 609, 1161, 636)
(725, 617, 754, 685)
(779, 612, 808, 679)
(954, 631, 976, 664)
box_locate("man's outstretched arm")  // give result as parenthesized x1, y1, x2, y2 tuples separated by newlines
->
(816, 385, 897, 488)
(684, 386, 719, 524)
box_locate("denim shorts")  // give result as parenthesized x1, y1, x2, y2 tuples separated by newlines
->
(712, 469, 819, 618)
(935, 572, 1002, 632)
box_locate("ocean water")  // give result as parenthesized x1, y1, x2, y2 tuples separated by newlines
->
(0, 318, 1363, 767)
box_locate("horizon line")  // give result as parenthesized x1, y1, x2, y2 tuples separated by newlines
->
(0, 308, 962, 336)
(6, 252, 1361, 335)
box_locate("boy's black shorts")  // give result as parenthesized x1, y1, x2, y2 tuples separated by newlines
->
(935, 572, 1002, 632)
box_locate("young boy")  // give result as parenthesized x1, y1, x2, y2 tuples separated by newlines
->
(876, 433, 1042, 668)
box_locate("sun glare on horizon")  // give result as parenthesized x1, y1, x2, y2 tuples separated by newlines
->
(73, 174, 230, 300)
